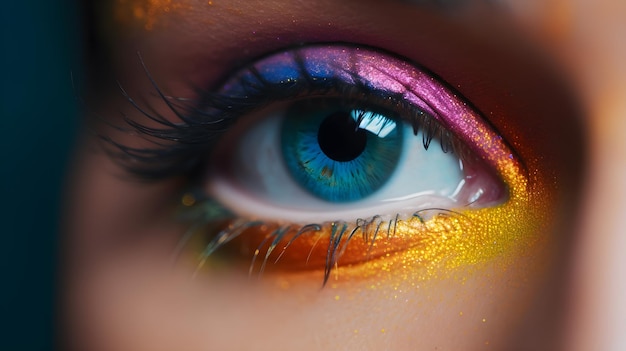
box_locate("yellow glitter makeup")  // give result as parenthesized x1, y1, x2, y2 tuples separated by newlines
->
(329, 154, 548, 283)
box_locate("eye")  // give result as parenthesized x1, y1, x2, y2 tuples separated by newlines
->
(170, 44, 534, 282)
(211, 95, 503, 224)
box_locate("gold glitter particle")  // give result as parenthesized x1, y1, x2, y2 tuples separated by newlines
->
(181, 193, 196, 207)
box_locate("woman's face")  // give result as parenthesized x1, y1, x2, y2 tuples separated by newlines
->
(63, 0, 626, 350)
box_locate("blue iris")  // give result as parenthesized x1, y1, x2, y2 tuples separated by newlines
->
(281, 101, 403, 202)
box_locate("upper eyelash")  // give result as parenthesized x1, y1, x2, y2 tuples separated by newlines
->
(100, 49, 466, 181)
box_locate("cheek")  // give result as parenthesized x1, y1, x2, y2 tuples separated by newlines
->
(68, 261, 549, 351)
(65, 196, 552, 351)
(64, 139, 184, 252)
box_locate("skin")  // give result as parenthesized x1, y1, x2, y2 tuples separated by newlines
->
(63, 0, 626, 350)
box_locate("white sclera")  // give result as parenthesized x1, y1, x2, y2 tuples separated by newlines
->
(209, 111, 472, 223)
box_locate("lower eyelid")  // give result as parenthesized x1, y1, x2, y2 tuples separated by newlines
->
(182, 174, 544, 284)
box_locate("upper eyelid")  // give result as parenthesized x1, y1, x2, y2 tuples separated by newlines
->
(91, 2, 580, 190)
(226, 45, 520, 168)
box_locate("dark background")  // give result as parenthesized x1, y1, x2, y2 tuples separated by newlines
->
(1, 1, 80, 349)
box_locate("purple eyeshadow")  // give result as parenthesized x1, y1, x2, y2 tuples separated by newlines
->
(220, 45, 513, 170)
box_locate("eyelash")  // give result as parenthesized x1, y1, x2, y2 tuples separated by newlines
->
(102, 46, 466, 182)
(176, 192, 472, 285)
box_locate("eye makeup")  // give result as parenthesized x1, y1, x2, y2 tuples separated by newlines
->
(143, 44, 551, 285)
(217, 45, 517, 189)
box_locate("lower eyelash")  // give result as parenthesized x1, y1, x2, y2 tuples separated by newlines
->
(176, 192, 474, 286)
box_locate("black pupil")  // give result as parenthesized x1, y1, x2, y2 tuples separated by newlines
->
(317, 111, 367, 162)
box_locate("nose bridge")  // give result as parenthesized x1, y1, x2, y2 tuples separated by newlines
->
(564, 88, 626, 351)
(499, 1, 626, 349)
(559, 1, 626, 349)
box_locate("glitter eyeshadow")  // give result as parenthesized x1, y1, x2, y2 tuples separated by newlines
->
(185, 44, 550, 283)
(221, 46, 514, 172)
